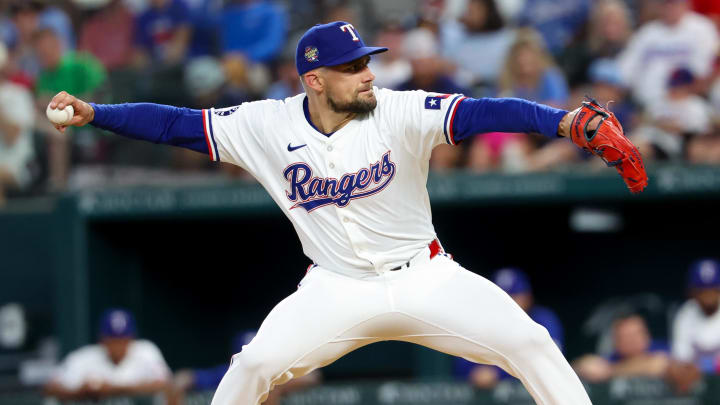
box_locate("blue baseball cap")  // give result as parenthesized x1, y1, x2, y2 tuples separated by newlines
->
(688, 259, 720, 289)
(296, 21, 387, 76)
(99, 308, 136, 338)
(492, 268, 531, 295)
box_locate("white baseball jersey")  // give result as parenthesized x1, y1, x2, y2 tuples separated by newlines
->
(672, 298, 720, 365)
(201, 88, 466, 278)
(51, 340, 170, 390)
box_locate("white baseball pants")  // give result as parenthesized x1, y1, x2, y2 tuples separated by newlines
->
(211, 251, 592, 405)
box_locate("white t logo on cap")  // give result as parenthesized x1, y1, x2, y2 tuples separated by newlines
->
(111, 311, 127, 332)
(340, 24, 359, 42)
(701, 261, 717, 282)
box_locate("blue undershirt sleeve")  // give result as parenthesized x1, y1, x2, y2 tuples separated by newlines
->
(451, 97, 568, 143)
(89, 103, 209, 155)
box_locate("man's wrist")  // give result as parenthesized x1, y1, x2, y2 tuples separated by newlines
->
(88, 102, 96, 123)
(558, 108, 580, 138)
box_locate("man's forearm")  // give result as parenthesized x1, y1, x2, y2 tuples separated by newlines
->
(44, 382, 87, 401)
(452, 97, 569, 144)
(90, 103, 209, 154)
(112, 380, 171, 396)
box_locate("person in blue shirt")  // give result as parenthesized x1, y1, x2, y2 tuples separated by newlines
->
(517, 0, 591, 56)
(220, 0, 288, 63)
(134, 0, 192, 66)
(454, 268, 564, 388)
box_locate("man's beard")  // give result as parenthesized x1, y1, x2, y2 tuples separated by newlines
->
(327, 91, 377, 114)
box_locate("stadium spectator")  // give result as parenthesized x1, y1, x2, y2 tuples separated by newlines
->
(616, 0, 719, 108)
(44, 309, 171, 401)
(395, 28, 471, 170)
(0, 42, 36, 205)
(322, 1, 373, 39)
(631, 0, 664, 28)
(37, 0, 75, 52)
(454, 268, 563, 388)
(219, 0, 288, 64)
(671, 259, 720, 373)
(185, 0, 222, 58)
(0, 8, 13, 47)
(33, 27, 106, 189)
(440, 0, 516, 96)
(5, 1, 75, 69)
(699, 59, 720, 163)
(559, 0, 632, 88)
(516, 0, 591, 56)
(134, 0, 192, 67)
(573, 314, 670, 382)
(79, 0, 136, 71)
(266, 56, 304, 100)
(7, 0, 46, 80)
(498, 29, 569, 108)
(466, 130, 528, 172)
(585, 59, 635, 131)
(172, 330, 320, 405)
(185, 56, 249, 109)
(631, 67, 713, 161)
(367, 23, 411, 90)
(395, 28, 470, 95)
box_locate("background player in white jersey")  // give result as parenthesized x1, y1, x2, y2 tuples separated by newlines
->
(44, 309, 171, 401)
(46, 21, 647, 405)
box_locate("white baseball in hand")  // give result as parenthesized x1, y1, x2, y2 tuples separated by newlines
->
(46, 104, 74, 125)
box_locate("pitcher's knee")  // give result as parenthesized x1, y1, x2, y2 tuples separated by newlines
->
(230, 349, 290, 383)
(530, 322, 553, 344)
(506, 321, 556, 354)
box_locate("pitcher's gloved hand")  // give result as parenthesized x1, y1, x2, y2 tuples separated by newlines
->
(570, 99, 648, 193)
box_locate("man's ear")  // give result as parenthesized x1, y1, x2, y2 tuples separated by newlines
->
(303, 71, 324, 93)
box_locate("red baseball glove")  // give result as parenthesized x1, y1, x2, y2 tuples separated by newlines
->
(570, 99, 648, 193)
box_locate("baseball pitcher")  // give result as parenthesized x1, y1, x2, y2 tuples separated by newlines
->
(48, 21, 647, 405)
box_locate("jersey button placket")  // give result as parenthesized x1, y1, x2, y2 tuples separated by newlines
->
(327, 143, 338, 171)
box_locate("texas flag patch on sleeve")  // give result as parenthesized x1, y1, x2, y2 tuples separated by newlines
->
(424, 94, 450, 110)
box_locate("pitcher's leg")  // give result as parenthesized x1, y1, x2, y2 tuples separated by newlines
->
(392, 258, 591, 405)
(211, 269, 390, 405)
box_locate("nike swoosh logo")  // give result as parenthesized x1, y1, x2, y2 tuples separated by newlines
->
(287, 143, 307, 152)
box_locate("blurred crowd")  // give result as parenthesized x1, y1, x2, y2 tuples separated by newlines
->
(1, 0, 720, 204)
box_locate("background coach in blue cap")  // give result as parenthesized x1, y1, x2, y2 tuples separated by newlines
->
(667, 259, 720, 393)
(44, 308, 171, 401)
(671, 259, 720, 370)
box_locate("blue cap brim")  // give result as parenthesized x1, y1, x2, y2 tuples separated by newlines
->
(324, 46, 388, 67)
